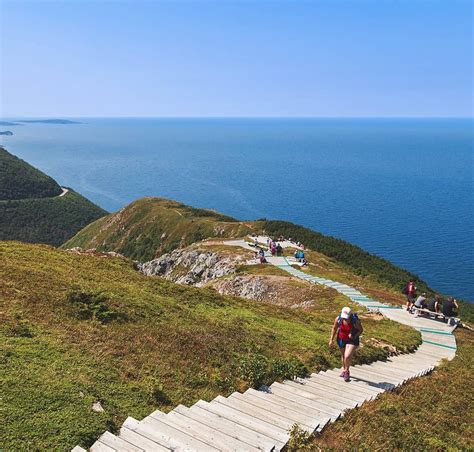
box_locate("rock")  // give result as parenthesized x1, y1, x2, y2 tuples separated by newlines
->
(92, 401, 104, 412)
(138, 248, 246, 287)
(79, 391, 85, 398)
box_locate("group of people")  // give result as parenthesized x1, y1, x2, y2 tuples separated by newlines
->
(403, 279, 459, 321)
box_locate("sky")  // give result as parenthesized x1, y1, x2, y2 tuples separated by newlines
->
(0, 0, 472, 118)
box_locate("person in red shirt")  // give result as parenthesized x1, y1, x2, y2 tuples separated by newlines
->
(329, 307, 363, 382)
(404, 279, 417, 311)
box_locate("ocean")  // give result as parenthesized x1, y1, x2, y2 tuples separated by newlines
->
(1, 118, 473, 301)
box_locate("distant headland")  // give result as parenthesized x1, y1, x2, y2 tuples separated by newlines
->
(0, 119, 81, 125)
(0, 131, 14, 136)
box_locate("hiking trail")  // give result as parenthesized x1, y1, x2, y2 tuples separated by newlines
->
(77, 237, 457, 452)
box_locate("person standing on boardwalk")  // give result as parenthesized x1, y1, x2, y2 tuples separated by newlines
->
(329, 307, 363, 382)
(403, 279, 417, 311)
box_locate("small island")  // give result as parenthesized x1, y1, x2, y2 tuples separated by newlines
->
(16, 119, 82, 125)
(0, 131, 13, 136)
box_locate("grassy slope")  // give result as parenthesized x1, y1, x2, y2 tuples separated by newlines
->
(0, 146, 61, 200)
(63, 197, 254, 261)
(0, 189, 107, 246)
(312, 328, 473, 450)
(0, 242, 420, 450)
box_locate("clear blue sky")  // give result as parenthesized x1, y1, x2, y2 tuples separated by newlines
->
(1, 0, 472, 118)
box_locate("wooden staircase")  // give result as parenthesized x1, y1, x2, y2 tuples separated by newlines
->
(75, 242, 457, 451)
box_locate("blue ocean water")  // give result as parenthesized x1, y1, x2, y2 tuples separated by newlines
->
(2, 118, 473, 301)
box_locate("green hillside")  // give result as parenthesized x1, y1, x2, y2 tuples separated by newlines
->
(0, 146, 62, 200)
(0, 241, 420, 450)
(0, 147, 107, 245)
(63, 197, 253, 261)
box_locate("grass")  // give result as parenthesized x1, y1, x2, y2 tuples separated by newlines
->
(63, 197, 253, 261)
(311, 328, 474, 450)
(0, 241, 420, 450)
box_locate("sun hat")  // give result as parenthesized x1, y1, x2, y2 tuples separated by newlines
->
(341, 307, 352, 319)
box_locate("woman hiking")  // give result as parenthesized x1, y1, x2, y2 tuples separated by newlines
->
(329, 307, 363, 382)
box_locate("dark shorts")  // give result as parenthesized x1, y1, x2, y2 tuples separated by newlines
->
(338, 337, 360, 348)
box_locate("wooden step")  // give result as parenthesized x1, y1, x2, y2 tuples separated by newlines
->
(245, 387, 338, 421)
(195, 399, 289, 445)
(182, 404, 279, 451)
(282, 379, 364, 406)
(346, 368, 400, 388)
(120, 426, 172, 451)
(158, 407, 260, 452)
(215, 394, 312, 433)
(136, 416, 220, 451)
(90, 442, 115, 452)
(95, 431, 143, 452)
(353, 364, 412, 383)
(270, 382, 352, 414)
(230, 392, 319, 431)
(310, 373, 384, 398)
(273, 381, 358, 409)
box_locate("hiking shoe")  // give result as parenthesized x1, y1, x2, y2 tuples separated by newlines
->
(344, 371, 351, 382)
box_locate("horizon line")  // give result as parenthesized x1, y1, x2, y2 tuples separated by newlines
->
(2, 115, 473, 120)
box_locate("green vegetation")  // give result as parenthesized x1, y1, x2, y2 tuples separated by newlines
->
(0, 189, 107, 246)
(312, 328, 473, 450)
(64, 197, 253, 261)
(0, 241, 420, 449)
(0, 146, 61, 200)
(0, 147, 107, 246)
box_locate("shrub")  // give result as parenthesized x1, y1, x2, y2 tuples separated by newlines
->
(67, 290, 123, 324)
(287, 424, 313, 451)
(238, 353, 309, 388)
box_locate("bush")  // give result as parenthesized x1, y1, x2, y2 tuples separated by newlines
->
(67, 290, 123, 324)
(238, 353, 309, 388)
(287, 424, 313, 451)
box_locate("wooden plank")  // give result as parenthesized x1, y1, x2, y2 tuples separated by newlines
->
(215, 393, 304, 431)
(215, 394, 311, 433)
(274, 381, 358, 409)
(230, 392, 319, 431)
(310, 373, 384, 397)
(354, 364, 413, 382)
(120, 427, 172, 452)
(90, 442, 116, 452)
(245, 387, 338, 421)
(196, 399, 289, 445)
(160, 408, 260, 452)
(346, 368, 400, 388)
(138, 416, 220, 451)
(282, 379, 363, 406)
(98, 431, 143, 452)
(182, 404, 280, 451)
(270, 382, 352, 414)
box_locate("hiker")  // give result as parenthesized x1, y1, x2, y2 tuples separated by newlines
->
(403, 279, 417, 311)
(329, 307, 363, 382)
(258, 247, 265, 258)
(442, 297, 459, 320)
(271, 243, 277, 256)
(413, 292, 427, 312)
(427, 295, 441, 313)
(276, 244, 283, 256)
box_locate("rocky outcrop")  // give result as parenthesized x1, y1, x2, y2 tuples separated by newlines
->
(213, 275, 272, 301)
(138, 248, 247, 287)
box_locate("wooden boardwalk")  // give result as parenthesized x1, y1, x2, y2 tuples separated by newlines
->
(77, 241, 457, 451)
